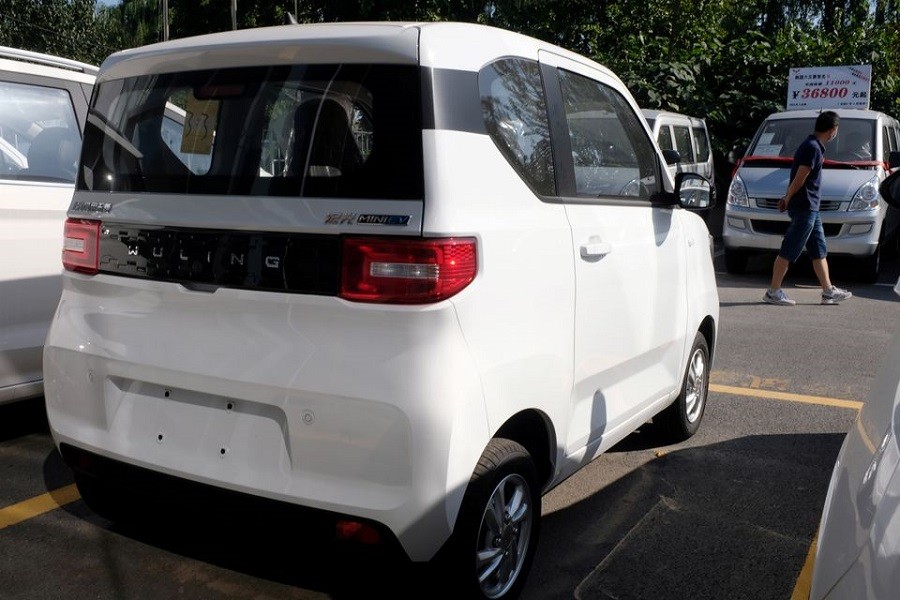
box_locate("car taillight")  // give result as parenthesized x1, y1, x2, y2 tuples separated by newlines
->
(62, 218, 100, 275)
(340, 237, 477, 304)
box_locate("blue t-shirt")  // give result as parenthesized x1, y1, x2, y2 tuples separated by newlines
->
(789, 134, 825, 211)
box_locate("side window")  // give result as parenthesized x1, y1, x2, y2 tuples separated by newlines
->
(673, 125, 695, 162)
(557, 69, 658, 198)
(0, 80, 80, 182)
(882, 125, 899, 162)
(657, 126, 674, 152)
(479, 58, 555, 196)
(692, 126, 711, 162)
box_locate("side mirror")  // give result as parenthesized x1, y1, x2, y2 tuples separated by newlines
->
(662, 149, 681, 166)
(727, 145, 747, 164)
(879, 169, 900, 209)
(889, 150, 900, 170)
(675, 172, 715, 210)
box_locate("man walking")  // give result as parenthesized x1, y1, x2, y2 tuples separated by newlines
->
(764, 110, 853, 306)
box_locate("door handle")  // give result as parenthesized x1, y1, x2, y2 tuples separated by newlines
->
(580, 241, 612, 258)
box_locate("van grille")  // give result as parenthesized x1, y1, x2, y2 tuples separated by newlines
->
(98, 224, 341, 295)
(754, 198, 842, 211)
(750, 220, 842, 237)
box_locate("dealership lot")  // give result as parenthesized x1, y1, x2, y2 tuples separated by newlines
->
(1, 251, 899, 600)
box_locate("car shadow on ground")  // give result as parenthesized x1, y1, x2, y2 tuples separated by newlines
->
(43, 428, 845, 600)
(0, 397, 49, 443)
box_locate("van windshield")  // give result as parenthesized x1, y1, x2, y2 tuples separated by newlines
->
(79, 64, 423, 199)
(747, 117, 875, 163)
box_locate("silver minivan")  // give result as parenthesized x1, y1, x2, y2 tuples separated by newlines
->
(724, 108, 900, 281)
(642, 109, 715, 187)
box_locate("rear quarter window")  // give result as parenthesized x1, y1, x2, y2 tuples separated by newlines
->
(479, 58, 555, 196)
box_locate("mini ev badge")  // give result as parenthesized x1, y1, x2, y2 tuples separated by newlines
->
(324, 213, 411, 226)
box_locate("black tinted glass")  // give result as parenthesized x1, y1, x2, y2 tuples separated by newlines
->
(79, 65, 423, 199)
(479, 58, 555, 196)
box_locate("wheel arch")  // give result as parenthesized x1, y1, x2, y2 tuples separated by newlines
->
(698, 315, 716, 366)
(494, 409, 556, 491)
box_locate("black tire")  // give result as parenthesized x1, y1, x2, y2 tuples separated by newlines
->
(655, 332, 710, 443)
(858, 244, 880, 283)
(724, 248, 748, 274)
(445, 438, 540, 600)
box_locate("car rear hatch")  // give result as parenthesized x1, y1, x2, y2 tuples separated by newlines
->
(70, 24, 427, 296)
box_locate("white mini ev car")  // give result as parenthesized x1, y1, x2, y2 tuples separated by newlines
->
(43, 22, 719, 599)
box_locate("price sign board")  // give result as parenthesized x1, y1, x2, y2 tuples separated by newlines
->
(787, 65, 872, 110)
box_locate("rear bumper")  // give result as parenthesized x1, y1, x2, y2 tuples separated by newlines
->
(44, 273, 488, 561)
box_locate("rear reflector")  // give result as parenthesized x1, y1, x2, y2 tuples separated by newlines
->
(62, 219, 100, 275)
(340, 237, 477, 304)
(335, 520, 382, 545)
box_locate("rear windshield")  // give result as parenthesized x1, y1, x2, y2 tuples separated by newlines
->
(79, 64, 423, 199)
(748, 117, 875, 162)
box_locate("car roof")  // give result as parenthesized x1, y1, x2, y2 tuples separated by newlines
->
(641, 109, 706, 126)
(765, 108, 895, 122)
(97, 21, 621, 84)
(0, 46, 97, 84)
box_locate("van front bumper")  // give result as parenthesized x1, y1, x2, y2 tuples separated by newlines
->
(723, 204, 881, 257)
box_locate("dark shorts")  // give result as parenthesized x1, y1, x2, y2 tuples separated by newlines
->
(779, 208, 827, 262)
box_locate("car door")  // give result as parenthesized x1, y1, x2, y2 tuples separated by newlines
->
(0, 72, 88, 401)
(538, 51, 688, 456)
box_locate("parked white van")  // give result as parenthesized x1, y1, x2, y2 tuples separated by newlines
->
(43, 22, 719, 599)
(724, 108, 900, 281)
(642, 109, 715, 186)
(0, 47, 96, 404)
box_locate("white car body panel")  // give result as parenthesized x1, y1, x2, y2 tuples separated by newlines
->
(811, 280, 900, 599)
(0, 181, 73, 402)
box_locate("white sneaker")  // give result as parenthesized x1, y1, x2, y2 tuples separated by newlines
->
(764, 288, 796, 306)
(822, 286, 852, 305)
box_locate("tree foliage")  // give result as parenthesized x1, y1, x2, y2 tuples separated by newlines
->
(1, 0, 899, 160)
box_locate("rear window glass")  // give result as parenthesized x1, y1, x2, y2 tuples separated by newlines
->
(749, 117, 875, 162)
(692, 126, 710, 161)
(0, 81, 80, 183)
(79, 64, 423, 199)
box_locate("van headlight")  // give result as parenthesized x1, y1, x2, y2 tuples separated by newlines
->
(849, 175, 881, 211)
(726, 174, 749, 207)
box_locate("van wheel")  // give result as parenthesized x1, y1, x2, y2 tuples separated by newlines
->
(724, 248, 748, 274)
(858, 244, 880, 283)
(656, 332, 709, 442)
(447, 438, 540, 600)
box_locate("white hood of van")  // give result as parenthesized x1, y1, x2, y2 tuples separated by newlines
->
(740, 166, 879, 201)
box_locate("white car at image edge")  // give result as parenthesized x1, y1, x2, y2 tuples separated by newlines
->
(810, 169, 900, 599)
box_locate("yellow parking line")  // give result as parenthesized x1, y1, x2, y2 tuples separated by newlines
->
(711, 383, 854, 598)
(0, 484, 81, 530)
(791, 533, 818, 600)
(710, 383, 863, 411)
